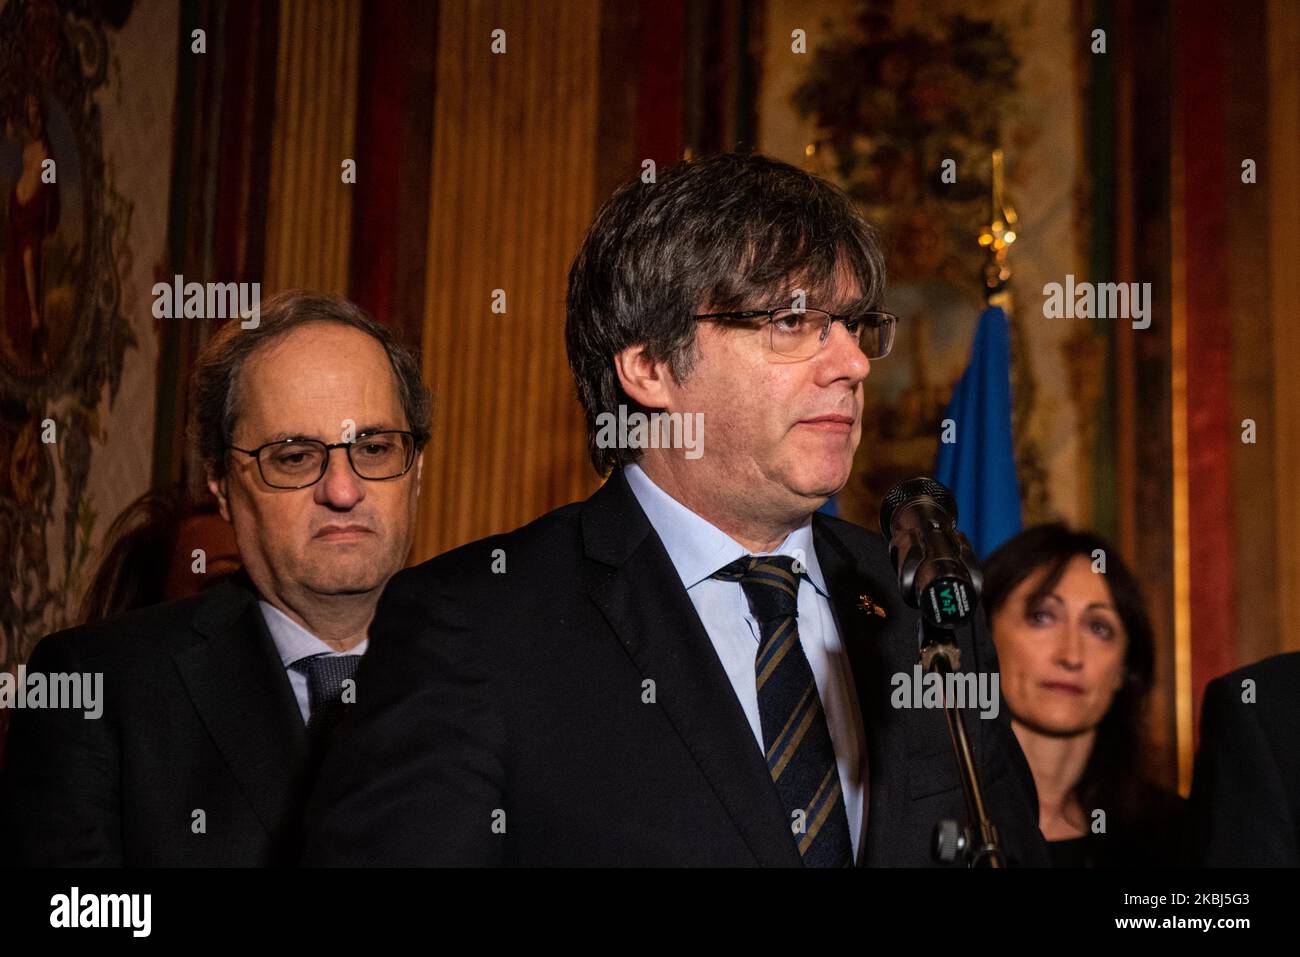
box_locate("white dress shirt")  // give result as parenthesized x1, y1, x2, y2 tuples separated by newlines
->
(623, 463, 867, 858)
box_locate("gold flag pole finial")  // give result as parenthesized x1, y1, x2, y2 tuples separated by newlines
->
(978, 149, 1018, 307)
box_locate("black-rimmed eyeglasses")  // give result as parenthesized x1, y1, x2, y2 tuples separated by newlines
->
(227, 430, 418, 490)
(693, 308, 897, 360)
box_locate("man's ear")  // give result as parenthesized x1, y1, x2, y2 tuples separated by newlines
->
(206, 468, 232, 523)
(613, 344, 674, 410)
(415, 452, 424, 494)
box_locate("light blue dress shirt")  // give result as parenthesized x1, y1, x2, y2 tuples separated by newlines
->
(623, 463, 867, 857)
(259, 601, 369, 726)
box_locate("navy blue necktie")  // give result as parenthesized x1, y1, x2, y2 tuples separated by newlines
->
(295, 653, 362, 746)
(714, 555, 853, 866)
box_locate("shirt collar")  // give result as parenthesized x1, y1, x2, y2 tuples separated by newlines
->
(258, 600, 369, 669)
(622, 463, 828, 596)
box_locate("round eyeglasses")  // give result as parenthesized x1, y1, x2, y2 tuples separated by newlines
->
(227, 430, 418, 490)
(693, 308, 897, 360)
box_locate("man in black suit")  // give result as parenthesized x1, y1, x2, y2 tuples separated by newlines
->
(1, 291, 430, 865)
(1192, 652, 1300, 866)
(305, 152, 1047, 866)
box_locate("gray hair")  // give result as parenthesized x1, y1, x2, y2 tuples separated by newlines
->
(565, 151, 886, 475)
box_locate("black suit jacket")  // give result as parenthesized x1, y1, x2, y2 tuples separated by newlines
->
(304, 471, 1047, 866)
(1192, 652, 1300, 866)
(1, 575, 311, 866)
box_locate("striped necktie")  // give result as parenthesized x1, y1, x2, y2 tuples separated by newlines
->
(714, 555, 853, 867)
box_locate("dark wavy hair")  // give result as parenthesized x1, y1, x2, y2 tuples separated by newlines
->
(78, 486, 223, 624)
(566, 151, 886, 475)
(983, 523, 1158, 827)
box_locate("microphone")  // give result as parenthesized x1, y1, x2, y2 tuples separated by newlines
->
(879, 477, 983, 628)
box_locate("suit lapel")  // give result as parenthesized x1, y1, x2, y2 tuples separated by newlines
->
(583, 474, 801, 867)
(813, 515, 917, 866)
(174, 577, 308, 835)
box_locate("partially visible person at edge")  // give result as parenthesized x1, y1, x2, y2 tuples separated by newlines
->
(79, 484, 242, 625)
(0, 485, 239, 769)
(1192, 649, 1300, 865)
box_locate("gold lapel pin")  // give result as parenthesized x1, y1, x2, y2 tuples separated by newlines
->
(857, 594, 887, 619)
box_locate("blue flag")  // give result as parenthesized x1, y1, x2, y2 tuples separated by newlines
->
(933, 305, 1022, 558)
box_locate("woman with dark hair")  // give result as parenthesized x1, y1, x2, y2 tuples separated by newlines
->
(78, 485, 240, 625)
(983, 523, 1189, 867)
(0, 487, 238, 769)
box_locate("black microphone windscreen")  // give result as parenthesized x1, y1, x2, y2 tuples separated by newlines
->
(879, 476, 959, 537)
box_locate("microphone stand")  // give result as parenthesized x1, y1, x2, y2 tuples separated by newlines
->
(921, 618, 1007, 868)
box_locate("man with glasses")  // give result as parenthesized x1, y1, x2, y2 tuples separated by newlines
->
(305, 153, 1046, 866)
(2, 291, 430, 865)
